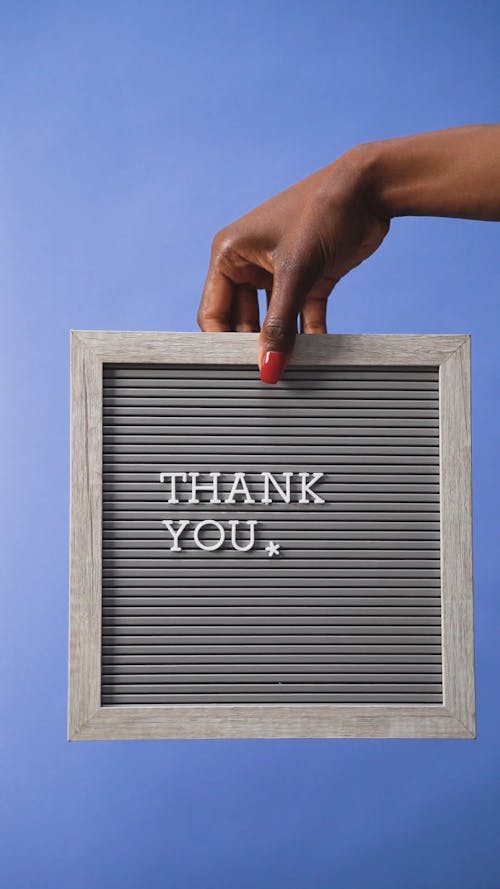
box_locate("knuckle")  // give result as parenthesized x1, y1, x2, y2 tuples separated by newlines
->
(211, 227, 237, 265)
(304, 321, 325, 334)
(197, 304, 231, 329)
(196, 305, 206, 329)
(262, 314, 289, 348)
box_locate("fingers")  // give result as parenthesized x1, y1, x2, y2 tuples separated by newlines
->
(258, 257, 317, 383)
(198, 271, 260, 333)
(199, 230, 330, 386)
(299, 277, 336, 333)
(197, 265, 235, 331)
(232, 284, 260, 332)
(198, 229, 269, 333)
(299, 297, 328, 334)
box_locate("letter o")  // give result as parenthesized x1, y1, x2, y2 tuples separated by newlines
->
(193, 520, 225, 551)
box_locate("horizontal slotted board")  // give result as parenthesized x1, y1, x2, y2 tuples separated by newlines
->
(102, 363, 442, 705)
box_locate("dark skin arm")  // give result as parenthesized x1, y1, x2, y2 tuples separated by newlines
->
(197, 124, 500, 382)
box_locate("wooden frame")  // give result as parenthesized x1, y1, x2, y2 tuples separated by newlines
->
(68, 332, 475, 740)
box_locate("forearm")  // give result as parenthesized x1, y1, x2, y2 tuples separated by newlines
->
(357, 124, 500, 221)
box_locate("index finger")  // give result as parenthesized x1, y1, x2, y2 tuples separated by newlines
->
(197, 263, 236, 332)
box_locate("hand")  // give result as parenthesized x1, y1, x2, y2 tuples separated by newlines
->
(197, 145, 390, 382)
(198, 124, 500, 382)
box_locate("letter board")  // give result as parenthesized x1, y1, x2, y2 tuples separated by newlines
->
(68, 332, 475, 740)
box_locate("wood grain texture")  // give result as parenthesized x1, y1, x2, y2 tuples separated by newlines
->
(73, 704, 471, 740)
(68, 331, 475, 740)
(68, 332, 103, 738)
(440, 337, 476, 736)
(74, 331, 467, 366)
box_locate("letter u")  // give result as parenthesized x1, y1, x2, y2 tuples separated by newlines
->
(227, 520, 257, 552)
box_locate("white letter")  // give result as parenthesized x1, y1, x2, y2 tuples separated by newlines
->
(193, 520, 225, 551)
(160, 519, 190, 552)
(298, 471, 325, 504)
(225, 472, 255, 504)
(188, 472, 222, 504)
(159, 472, 187, 504)
(228, 520, 257, 552)
(260, 471, 292, 505)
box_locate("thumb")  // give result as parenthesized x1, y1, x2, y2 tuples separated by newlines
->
(258, 257, 317, 384)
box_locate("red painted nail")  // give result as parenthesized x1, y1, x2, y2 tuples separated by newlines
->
(260, 351, 286, 384)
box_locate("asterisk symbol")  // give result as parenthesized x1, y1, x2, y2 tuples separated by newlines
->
(264, 540, 280, 558)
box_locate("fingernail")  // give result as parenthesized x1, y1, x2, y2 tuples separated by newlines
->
(260, 351, 286, 384)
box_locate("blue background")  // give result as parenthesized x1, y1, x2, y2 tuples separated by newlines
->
(1, 2, 499, 887)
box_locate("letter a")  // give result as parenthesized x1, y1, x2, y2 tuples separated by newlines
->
(225, 472, 255, 504)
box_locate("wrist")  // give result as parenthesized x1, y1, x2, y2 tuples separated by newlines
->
(339, 140, 404, 220)
(308, 143, 386, 222)
(317, 142, 395, 222)
(345, 126, 500, 221)
(339, 135, 445, 220)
